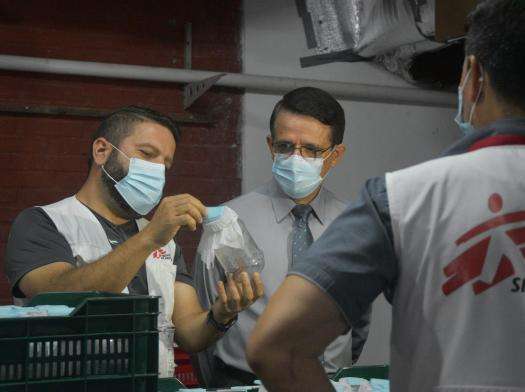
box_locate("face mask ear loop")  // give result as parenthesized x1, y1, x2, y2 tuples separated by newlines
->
(468, 76, 484, 124)
(459, 68, 472, 92)
(319, 147, 338, 180)
(101, 165, 118, 184)
(100, 141, 130, 184)
(323, 147, 337, 162)
(107, 141, 131, 161)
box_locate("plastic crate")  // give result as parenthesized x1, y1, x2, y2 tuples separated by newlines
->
(0, 292, 159, 392)
(157, 377, 184, 391)
(332, 365, 389, 381)
(174, 348, 199, 387)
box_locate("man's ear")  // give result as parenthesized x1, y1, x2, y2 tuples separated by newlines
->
(267, 135, 275, 160)
(92, 138, 113, 166)
(463, 55, 484, 103)
(328, 144, 346, 168)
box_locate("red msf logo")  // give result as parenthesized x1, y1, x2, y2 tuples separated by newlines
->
(442, 193, 525, 296)
(152, 248, 167, 259)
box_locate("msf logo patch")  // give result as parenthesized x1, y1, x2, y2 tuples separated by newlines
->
(443, 193, 525, 296)
(152, 248, 171, 261)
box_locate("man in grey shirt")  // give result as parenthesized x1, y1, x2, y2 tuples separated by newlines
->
(194, 87, 371, 387)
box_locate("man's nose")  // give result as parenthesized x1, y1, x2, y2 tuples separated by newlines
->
(291, 146, 302, 156)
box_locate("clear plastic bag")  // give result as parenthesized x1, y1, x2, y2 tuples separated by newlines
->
(199, 206, 265, 281)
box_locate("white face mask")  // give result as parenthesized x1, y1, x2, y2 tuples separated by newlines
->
(272, 151, 333, 199)
(102, 143, 165, 216)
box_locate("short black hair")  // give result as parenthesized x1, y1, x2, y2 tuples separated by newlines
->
(269, 87, 346, 145)
(88, 106, 181, 167)
(466, 0, 525, 109)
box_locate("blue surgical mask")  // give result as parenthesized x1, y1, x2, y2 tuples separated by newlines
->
(272, 153, 330, 199)
(102, 144, 165, 215)
(454, 68, 483, 136)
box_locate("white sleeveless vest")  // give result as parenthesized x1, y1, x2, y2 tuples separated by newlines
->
(386, 145, 525, 392)
(40, 196, 178, 378)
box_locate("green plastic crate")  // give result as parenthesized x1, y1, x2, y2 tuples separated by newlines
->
(0, 292, 159, 392)
(332, 365, 389, 381)
(156, 377, 185, 391)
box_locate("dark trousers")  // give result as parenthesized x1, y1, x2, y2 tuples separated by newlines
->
(210, 356, 257, 388)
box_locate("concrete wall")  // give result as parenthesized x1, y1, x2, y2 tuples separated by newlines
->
(242, 0, 460, 365)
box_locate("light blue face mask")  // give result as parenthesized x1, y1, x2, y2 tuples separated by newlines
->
(454, 68, 483, 136)
(272, 152, 331, 199)
(102, 144, 165, 216)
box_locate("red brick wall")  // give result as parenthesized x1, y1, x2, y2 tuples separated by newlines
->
(0, 0, 243, 304)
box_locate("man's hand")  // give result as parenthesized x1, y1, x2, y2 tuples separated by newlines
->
(171, 273, 264, 353)
(212, 272, 265, 324)
(142, 194, 206, 248)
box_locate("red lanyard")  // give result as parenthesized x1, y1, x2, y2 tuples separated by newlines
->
(468, 134, 525, 152)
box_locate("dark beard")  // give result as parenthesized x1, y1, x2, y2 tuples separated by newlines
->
(101, 151, 142, 220)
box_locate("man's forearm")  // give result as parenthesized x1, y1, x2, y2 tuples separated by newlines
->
(48, 231, 157, 293)
(247, 276, 345, 391)
(173, 309, 226, 353)
(252, 351, 334, 392)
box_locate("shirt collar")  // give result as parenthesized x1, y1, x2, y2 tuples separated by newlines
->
(442, 117, 525, 157)
(268, 178, 327, 225)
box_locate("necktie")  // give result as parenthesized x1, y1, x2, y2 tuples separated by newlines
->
(291, 204, 326, 365)
(291, 204, 314, 267)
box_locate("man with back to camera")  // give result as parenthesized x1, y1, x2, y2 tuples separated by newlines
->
(4, 106, 264, 377)
(194, 87, 371, 387)
(247, 1, 525, 391)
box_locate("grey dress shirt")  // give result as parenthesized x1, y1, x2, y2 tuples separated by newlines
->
(194, 179, 371, 382)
